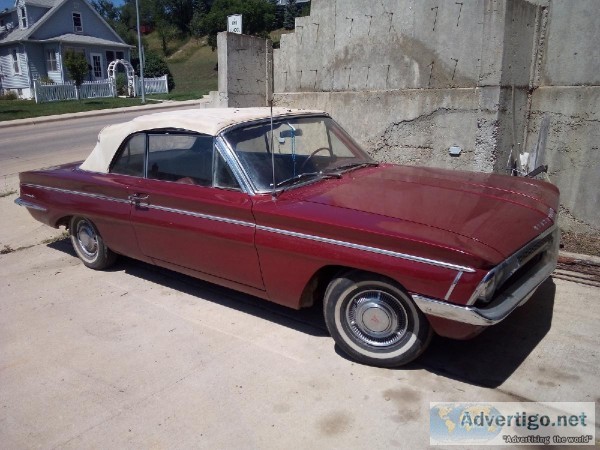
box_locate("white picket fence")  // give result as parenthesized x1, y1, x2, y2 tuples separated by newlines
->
(135, 75, 169, 95)
(34, 75, 168, 103)
(34, 79, 116, 103)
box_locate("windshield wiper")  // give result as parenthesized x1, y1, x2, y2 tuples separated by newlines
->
(327, 161, 379, 175)
(274, 171, 342, 192)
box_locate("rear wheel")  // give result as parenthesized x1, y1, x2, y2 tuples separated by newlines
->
(323, 271, 432, 367)
(70, 216, 117, 270)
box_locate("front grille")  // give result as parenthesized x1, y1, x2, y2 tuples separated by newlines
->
(471, 226, 557, 307)
(496, 252, 544, 295)
(517, 233, 553, 266)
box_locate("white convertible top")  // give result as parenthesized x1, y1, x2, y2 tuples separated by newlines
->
(79, 107, 325, 173)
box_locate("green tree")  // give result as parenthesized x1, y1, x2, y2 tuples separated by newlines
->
(153, 0, 197, 35)
(270, 0, 284, 29)
(189, 3, 208, 40)
(91, 0, 121, 27)
(64, 51, 90, 99)
(201, 0, 276, 50)
(283, 0, 297, 30)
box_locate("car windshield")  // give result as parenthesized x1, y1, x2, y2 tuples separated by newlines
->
(223, 116, 375, 192)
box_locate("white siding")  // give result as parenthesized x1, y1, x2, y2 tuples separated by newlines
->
(0, 46, 30, 89)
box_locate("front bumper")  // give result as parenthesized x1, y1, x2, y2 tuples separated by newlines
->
(412, 227, 559, 327)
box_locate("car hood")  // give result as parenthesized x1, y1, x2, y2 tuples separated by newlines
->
(304, 164, 559, 262)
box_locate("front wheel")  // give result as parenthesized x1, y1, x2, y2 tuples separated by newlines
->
(70, 216, 117, 270)
(323, 271, 432, 367)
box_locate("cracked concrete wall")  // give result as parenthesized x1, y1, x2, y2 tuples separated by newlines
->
(274, 0, 535, 173)
(270, 0, 599, 231)
(215, 1, 599, 230)
(521, 0, 600, 231)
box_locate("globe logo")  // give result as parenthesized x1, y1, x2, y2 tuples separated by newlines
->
(430, 403, 504, 444)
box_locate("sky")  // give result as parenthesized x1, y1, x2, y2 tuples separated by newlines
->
(0, 0, 125, 14)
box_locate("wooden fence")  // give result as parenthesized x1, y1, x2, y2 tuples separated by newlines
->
(136, 75, 169, 95)
(34, 75, 168, 103)
(34, 79, 115, 103)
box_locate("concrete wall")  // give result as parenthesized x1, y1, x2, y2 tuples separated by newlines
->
(215, 0, 599, 231)
(270, 0, 599, 232)
(217, 32, 271, 108)
(273, 0, 539, 174)
(523, 0, 600, 231)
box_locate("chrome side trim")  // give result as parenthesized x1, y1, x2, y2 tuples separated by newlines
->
(147, 204, 255, 228)
(14, 197, 47, 211)
(444, 271, 463, 300)
(413, 240, 558, 326)
(22, 183, 130, 204)
(256, 225, 476, 273)
(22, 183, 474, 273)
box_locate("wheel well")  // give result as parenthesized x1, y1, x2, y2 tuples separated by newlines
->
(55, 216, 72, 230)
(298, 266, 407, 309)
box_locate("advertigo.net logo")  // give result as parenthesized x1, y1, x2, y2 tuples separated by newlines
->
(430, 402, 596, 446)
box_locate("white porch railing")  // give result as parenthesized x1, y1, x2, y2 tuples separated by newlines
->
(135, 75, 169, 95)
(34, 79, 116, 103)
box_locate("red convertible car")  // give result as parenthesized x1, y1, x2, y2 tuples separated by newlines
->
(15, 108, 560, 367)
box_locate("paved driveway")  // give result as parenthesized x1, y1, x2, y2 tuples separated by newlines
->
(1, 217, 598, 448)
(1, 111, 598, 448)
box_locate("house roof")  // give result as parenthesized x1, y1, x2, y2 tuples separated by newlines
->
(0, 25, 29, 44)
(80, 108, 327, 173)
(24, 0, 57, 8)
(0, 0, 126, 46)
(33, 33, 131, 47)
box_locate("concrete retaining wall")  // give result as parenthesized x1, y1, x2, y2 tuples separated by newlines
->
(216, 0, 599, 232)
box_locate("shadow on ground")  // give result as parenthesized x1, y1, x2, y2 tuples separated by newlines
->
(48, 238, 328, 337)
(416, 279, 556, 388)
(49, 238, 555, 387)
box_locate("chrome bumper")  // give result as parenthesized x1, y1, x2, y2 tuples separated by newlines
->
(412, 228, 559, 327)
(14, 197, 47, 212)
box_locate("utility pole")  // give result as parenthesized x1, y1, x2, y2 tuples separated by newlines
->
(135, 0, 146, 103)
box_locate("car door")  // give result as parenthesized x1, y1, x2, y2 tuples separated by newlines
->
(125, 131, 265, 290)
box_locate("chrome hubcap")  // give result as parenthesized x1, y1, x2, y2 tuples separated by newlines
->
(77, 221, 98, 257)
(346, 290, 408, 347)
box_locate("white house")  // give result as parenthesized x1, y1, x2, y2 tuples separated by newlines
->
(0, 0, 131, 98)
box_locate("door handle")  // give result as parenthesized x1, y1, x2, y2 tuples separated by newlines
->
(128, 193, 150, 207)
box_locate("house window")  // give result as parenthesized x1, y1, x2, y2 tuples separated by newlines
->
(91, 54, 103, 79)
(20, 7, 27, 28)
(105, 50, 115, 64)
(73, 12, 83, 33)
(116, 51, 124, 60)
(46, 50, 57, 72)
(11, 48, 20, 74)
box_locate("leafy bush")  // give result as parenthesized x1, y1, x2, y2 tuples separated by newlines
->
(116, 73, 128, 96)
(0, 91, 18, 100)
(137, 51, 175, 91)
(39, 76, 55, 84)
(64, 51, 89, 87)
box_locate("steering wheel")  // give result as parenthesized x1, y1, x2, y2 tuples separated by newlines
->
(299, 147, 335, 171)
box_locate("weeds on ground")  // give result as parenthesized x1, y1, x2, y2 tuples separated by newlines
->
(0, 189, 17, 198)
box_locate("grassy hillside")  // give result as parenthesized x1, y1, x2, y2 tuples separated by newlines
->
(141, 29, 291, 99)
(143, 33, 218, 99)
(168, 39, 218, 98)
